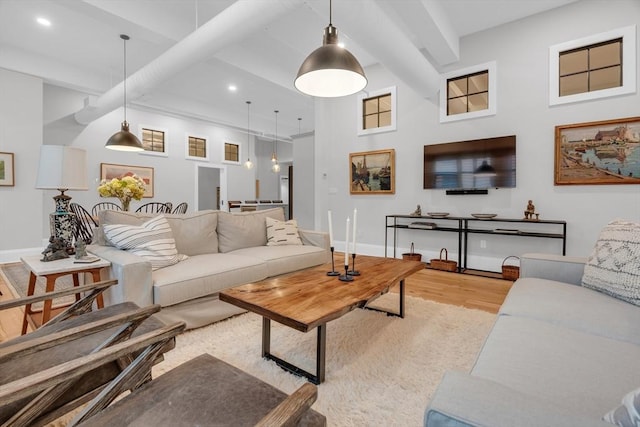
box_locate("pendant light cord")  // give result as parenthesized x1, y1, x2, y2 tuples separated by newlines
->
(329, 0, 332, 25)
(121, 34, 129, 123)
(246, 101, 251, 160)
(274, 110, 279, 158)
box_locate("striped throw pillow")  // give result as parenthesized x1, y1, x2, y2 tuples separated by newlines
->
(104, 215, 183, 270)
(266, 217, 302, 246)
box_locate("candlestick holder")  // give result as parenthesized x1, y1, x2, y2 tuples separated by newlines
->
(326, 246, 340, 276)
(348, 253, 360, 276)
(339, 264, 353, 282)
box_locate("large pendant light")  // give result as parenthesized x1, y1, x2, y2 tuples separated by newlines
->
(244, 101, 254, 170)
(105, 34, 144, 152)
(294, 0, 367, 97)
(271, 110, 280, 173)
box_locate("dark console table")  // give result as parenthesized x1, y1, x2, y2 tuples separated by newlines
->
(385, 214, 567, 276)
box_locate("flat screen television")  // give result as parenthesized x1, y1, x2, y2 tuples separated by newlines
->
(423, 135, 516, 190)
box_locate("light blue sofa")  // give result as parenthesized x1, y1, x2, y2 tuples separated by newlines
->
(425, 252, 640, 427)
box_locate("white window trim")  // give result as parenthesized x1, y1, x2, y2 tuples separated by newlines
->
(549, 25, 636, 106)
(138, 124, 169, 158)
(185, 132, 210, 162)
(221, 140, 241, 166)
(439, 61, 496, 123)
(357, 86, 397, 136)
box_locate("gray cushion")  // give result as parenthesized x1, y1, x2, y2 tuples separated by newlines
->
(582, 219, 640, 306)
(217, 208, 285, 253)
(98, 210, 219, 256)
(500, 278, 640, 345)
(230, 245, 328, 277)
(152, 253, 267, 307)
(472, 316, 640, 419)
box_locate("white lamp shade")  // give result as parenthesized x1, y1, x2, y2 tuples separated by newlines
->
(35, 146, 88, 190)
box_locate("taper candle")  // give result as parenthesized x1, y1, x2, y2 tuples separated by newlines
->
(328, 210, 334, 246)
(344, 217, 350, 266)
(352, 208, 357, 254)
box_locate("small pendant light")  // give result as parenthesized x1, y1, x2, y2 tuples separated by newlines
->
(105, 34, 144, 151)
(272, 110, 280, 173)
(244, 101, 254, 170)
(294, 0, 367, 97)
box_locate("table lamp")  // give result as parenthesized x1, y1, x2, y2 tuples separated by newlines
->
(36, 146, 88, 251)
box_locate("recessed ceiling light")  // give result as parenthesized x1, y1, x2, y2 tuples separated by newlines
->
(36, 17, 51, 27)
(228, 84, 237, 92)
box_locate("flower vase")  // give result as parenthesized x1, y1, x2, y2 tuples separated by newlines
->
(120, 198, 131, 211)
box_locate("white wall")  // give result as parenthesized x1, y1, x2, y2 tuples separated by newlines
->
(292, 132, 315, 230)
(313, 0, 640, 270)
(0, 69, 44, 261)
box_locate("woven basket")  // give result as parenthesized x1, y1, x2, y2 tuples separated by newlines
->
(402, 243, 422, 261)
(430, 248, 457, 272)
(502, 256, 520, 280)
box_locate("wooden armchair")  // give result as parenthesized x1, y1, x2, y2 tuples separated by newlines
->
(0, 280, 175, 426)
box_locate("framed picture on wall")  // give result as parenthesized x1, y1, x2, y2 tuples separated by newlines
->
(350, 149, 395, 194)
(100, 163, 154, 197)
(0, 152, 15, 186)
(554, 116, 640, 185)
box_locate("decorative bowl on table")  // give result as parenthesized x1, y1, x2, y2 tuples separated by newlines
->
(426, 212, 450, 218)
(471, 213, 497, 219)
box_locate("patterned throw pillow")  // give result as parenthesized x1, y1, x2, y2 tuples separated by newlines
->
(104, 215, 184, 270)
(581, 220, 640, 306)
(266, 217, 302, 246)
(603, 386, 640, 426)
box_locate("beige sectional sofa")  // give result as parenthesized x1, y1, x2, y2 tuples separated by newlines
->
(89, 208, 330, 329)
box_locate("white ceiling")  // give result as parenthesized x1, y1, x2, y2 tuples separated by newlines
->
(0, 0, 578, 139)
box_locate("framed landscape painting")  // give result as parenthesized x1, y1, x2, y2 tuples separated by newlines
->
(100, 163, 154, 197)
(0, 152, 15, 186)
(554, 116, 640, 185)
(350, 149, 395, 194)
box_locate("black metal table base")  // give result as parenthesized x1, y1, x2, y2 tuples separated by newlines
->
(262, 318, 326, 384)
(261, 279, 405, 384)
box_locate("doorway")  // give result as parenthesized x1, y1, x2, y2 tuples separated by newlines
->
(195, 164, 227, 211)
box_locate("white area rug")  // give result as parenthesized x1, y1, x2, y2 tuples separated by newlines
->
(152, 294, 496, 426)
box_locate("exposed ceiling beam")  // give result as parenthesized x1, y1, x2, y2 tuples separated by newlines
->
(74, 0, 300, 125)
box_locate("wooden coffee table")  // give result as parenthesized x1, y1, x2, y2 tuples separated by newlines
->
(219, 255, 424, 384)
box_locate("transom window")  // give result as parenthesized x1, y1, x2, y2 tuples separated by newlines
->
(224, 142, 239, 163)
(141, 128, 165, 153)
(559, 38, 622, 96)
(439, 61, 496, 123)
(357, 86, 397, 136)
(549, 25, 636, 105)
(362, 93, 392, 130)
(188, 136, 207, 158)
(447, 70, 489, 116)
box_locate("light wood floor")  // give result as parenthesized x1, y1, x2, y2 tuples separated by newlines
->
(0, 264, 512, 343)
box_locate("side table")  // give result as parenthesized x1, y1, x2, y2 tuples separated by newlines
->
(20, 254, 111, 335)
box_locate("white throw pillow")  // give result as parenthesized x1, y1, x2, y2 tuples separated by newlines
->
(603, 386, 640, 426)
(266, 217, 302, 246)
(581, 220, 640, 306)
(104, 215, 185, 270)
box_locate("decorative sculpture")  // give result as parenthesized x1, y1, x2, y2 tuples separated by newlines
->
(74, 238, 88, 259)
(523, 200, 539, 220)
(41, 236, 70, 262)
(410, 205, 422, 217)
